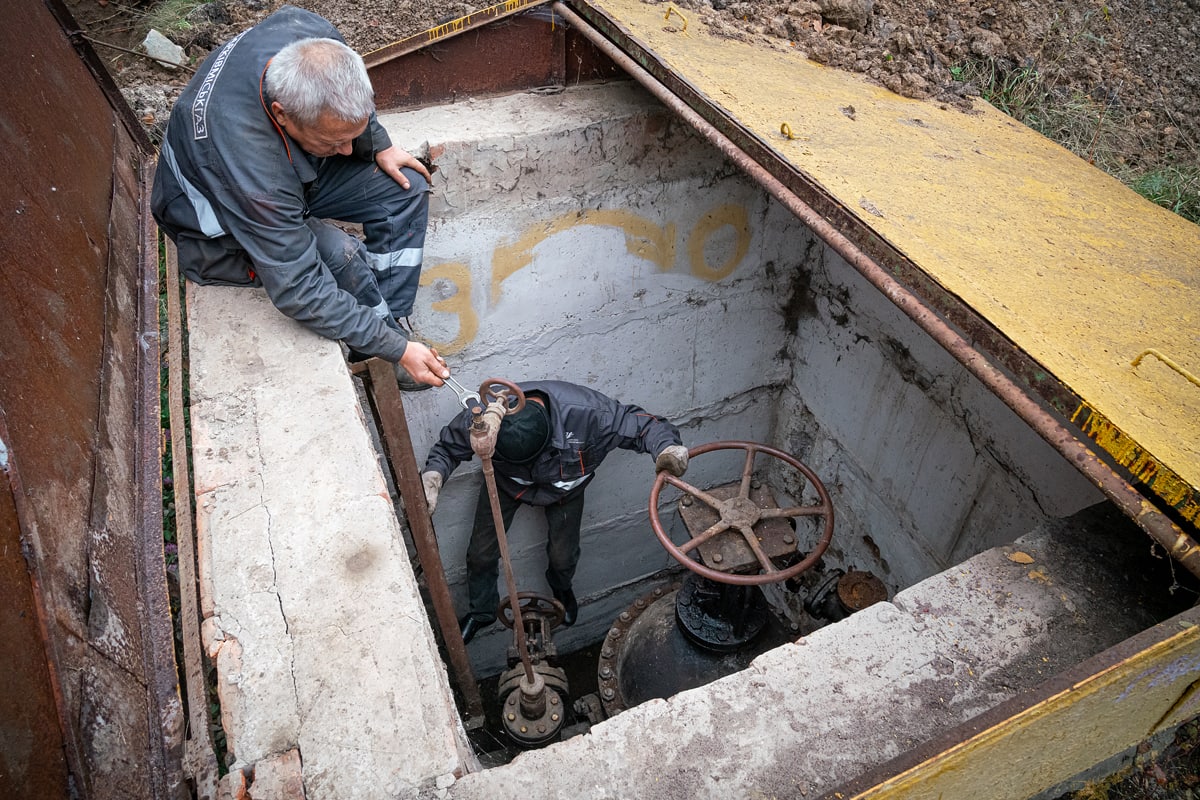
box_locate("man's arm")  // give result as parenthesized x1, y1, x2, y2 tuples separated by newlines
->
(244, 222, 413, 361)
(422, 411, 476, 481)
(592, 396, 687, 476)
(589, 390, 683, 459)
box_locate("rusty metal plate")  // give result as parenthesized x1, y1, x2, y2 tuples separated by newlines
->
(367, 3, 623, 112)
(369, 11, 566, 111)
(0, 457, 71, 799)
(837, 570, 888, 612)
(0, 0, 180, 796)
(677, 481, 798, 574)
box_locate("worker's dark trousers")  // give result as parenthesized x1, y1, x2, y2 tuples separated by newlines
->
(306, 161, 430, 319)
(172, 163, 429, 321)
(465, 487, 586, 620)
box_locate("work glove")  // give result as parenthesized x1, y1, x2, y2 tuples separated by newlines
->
(654, 445, 689, 477)
(421, 471, 443, 514)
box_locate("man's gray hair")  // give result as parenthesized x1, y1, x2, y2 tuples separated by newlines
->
(265, 38, 375, 126)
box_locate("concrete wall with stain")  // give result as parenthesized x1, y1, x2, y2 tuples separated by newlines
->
(777, 239, 1104, 590)
(381, 81, 1101, 674)
(383, 82, 799, 666)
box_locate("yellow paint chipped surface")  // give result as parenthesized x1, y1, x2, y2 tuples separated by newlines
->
(842, 616, 1200, 799)
(590, 0, 1200, 508)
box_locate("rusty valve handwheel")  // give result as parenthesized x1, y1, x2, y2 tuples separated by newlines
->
(497, 591, 566, 630)
(479, 378, 525, 414)
(649, 440, 834, 586)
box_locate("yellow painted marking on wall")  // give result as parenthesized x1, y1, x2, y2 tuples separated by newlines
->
(491, 209, 678, 304)
(592, 0, 1200, 514)
(419, 262, 478, 355)
(427, 202, 752, 347)
(688, 204, 749, 281)
(847, 618, 1200, 799)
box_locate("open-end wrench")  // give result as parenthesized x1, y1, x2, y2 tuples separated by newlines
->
(443, 375, 482, 411)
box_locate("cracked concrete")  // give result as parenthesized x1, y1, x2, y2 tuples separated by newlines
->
(188, 287, 472, 797)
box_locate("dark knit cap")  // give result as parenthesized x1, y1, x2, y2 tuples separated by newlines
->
(495, 398, 550, 464)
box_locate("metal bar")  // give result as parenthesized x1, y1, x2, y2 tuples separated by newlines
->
(738, 445, 756, 498)
(163, 236, 221, 798)
(553, 1, 1200, 579)
(481, 454, 537, 683)
(135, 171, 184, 799)
(361, 359, 485, 724)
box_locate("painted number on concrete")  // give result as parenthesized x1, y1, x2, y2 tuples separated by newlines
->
(424, 204, 752, 354)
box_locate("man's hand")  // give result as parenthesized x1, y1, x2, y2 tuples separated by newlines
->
(421, 471, 443, 514)
(399, 342, 450, 387)
(375, 146, 432, 189)
(655, 445, 689, 477)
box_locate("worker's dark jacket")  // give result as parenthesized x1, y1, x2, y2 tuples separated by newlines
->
(424, 381, 683, 506)
(150, 5, 409, 361)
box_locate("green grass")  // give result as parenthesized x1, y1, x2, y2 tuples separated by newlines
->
(1125, 166, 1200, 222)
(142, 0, 209, 36)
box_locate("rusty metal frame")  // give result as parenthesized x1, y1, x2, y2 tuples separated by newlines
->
(163, 236, 221, 797)
(1, 1, 185, 794)
(135, 163, 186, 800)
(365, 0, 624, 113)
(364, 0, 552, 65)
(353, 359, 485, 726)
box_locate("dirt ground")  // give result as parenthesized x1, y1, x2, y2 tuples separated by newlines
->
(72, 0, 1198, 185)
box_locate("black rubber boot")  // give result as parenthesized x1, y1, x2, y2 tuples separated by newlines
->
(395, 363, 433, 392)
(458, 614, 495, 643)
(553, 588, 578, 626)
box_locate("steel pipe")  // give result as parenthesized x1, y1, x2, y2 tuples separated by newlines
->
(470, 387, 538, 685)
(552, 1, 1200, 578)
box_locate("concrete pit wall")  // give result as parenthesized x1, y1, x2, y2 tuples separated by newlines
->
(775, 236, 1104, 590)
(385, 81, 1100, 672)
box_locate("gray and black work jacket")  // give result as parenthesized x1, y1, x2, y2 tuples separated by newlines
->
(424, 381, 683, 506)
(150, 5, 409, 362)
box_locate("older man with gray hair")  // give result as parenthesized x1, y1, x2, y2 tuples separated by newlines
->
(152, 5, 448, 389)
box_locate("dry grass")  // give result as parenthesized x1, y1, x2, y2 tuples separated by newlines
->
(141, 0, 209, 36)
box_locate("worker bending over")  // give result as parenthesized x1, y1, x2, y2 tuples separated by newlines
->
(422, 380, 690, 642)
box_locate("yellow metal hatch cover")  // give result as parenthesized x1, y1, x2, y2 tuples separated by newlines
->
(580, 0, 1200, 522)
